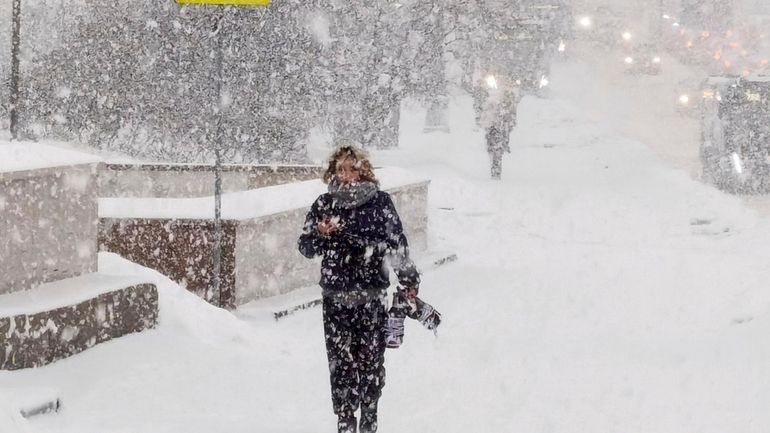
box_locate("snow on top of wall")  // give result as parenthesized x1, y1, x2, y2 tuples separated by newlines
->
(0, 273, 152, 317)
(747, 74, 770, 82)
(0, 141, 102, 174)
(97, 252, 260, 344)
(98, 166, 429, 220)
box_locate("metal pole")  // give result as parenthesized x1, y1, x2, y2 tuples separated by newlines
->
(211, 7, 227, 308)
(9, 0, 22, 140)
(656, 0, 665, 43)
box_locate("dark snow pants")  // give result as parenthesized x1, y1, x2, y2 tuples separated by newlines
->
(487, 125, 510, 180)
(489, 150, 503, 179)
(322, 296, 388, 417)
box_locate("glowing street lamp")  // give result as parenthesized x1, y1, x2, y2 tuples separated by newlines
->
(486, 75, 498, 89)
(731, 152, 743, 174)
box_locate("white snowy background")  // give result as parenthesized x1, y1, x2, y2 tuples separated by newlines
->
(3, 50, 770, 432)
(3, 0, 770, 431)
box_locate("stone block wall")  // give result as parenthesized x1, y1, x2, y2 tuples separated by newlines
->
(98, 181, 429, 307)
(234, 182, 430, 303)
(99, 164, 324, 198)
(0, 283, 158, 370)
(390, 183, 429, 252)
(234, 208, 318, 303)
(0, 164, 99, 295)
(99, 219, 238, 307)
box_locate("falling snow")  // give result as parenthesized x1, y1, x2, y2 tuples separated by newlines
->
(2, 0, 770, 432)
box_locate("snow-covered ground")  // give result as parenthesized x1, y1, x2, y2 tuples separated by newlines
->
(3, 54, 770, 433)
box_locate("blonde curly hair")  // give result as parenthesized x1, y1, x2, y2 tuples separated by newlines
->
(322, 145, 379, 186)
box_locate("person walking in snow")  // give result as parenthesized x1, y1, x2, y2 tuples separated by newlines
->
(480, 88, 518, 180)
(298, 145, 421, 433)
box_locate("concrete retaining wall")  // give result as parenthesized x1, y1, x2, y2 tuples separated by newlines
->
(99, 163, 324, 198)
(232, 183, 428, 303)
(99, 177, 430, 308)
(0, 279, 158, 371)
(0, 164, 99, 295)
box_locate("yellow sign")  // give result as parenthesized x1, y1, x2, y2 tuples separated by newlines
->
(176, 0, 270, 5)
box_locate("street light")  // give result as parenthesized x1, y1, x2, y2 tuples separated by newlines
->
(731, 152, 743, 174)
(175, 0, 271, 309)
(485, 75, 498, 89)
(9, 0, 22, 140)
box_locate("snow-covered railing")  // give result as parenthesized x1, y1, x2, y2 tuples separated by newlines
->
(98, 167, 429, 307)
(99, 163, 324, 198)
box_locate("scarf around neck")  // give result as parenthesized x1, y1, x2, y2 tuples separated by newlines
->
(328, 178, 379, 209)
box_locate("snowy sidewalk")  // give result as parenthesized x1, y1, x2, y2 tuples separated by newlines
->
(2, 57, 770, 433)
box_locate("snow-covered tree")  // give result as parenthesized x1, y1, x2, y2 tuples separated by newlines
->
(20, 1, 322, 163)
(7, 0, 568, 155)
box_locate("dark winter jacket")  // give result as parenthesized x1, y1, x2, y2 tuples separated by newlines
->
(298, 190, 420, 302)
(486, 124, 512, 153)
(482, 95, 516, 154)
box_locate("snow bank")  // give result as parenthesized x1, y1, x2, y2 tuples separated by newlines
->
(0, 274, 150, 317)
(97, 253, 258, 344)
(99, 166, 428, 220)
(0, 141, 101, 174)
(0, 393, 31, 433)
(4, 55, 770, 433)
(1, 254, 323, 433)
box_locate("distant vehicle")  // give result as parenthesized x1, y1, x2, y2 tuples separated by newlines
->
(663, 21, 769, 75)
(622, 44, 663, 75)
(574, 7, 625, 49)
(700, 74, 770, 193)
(675, 76, 733, 116)
(516, 19, 553, 97)
(475, 17, 551, 98)
(675, 78, 705, 116)
(680, 0, 735, 33)
(523, 0, 573, 42)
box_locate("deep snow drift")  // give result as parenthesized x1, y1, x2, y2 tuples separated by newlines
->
(2, 56, 770, 433)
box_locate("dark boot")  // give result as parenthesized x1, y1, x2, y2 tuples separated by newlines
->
(359, 406, 378, 433)
(338, 414, 357, 433)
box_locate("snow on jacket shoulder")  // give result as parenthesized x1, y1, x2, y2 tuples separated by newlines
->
(298, 190, 420, 293)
